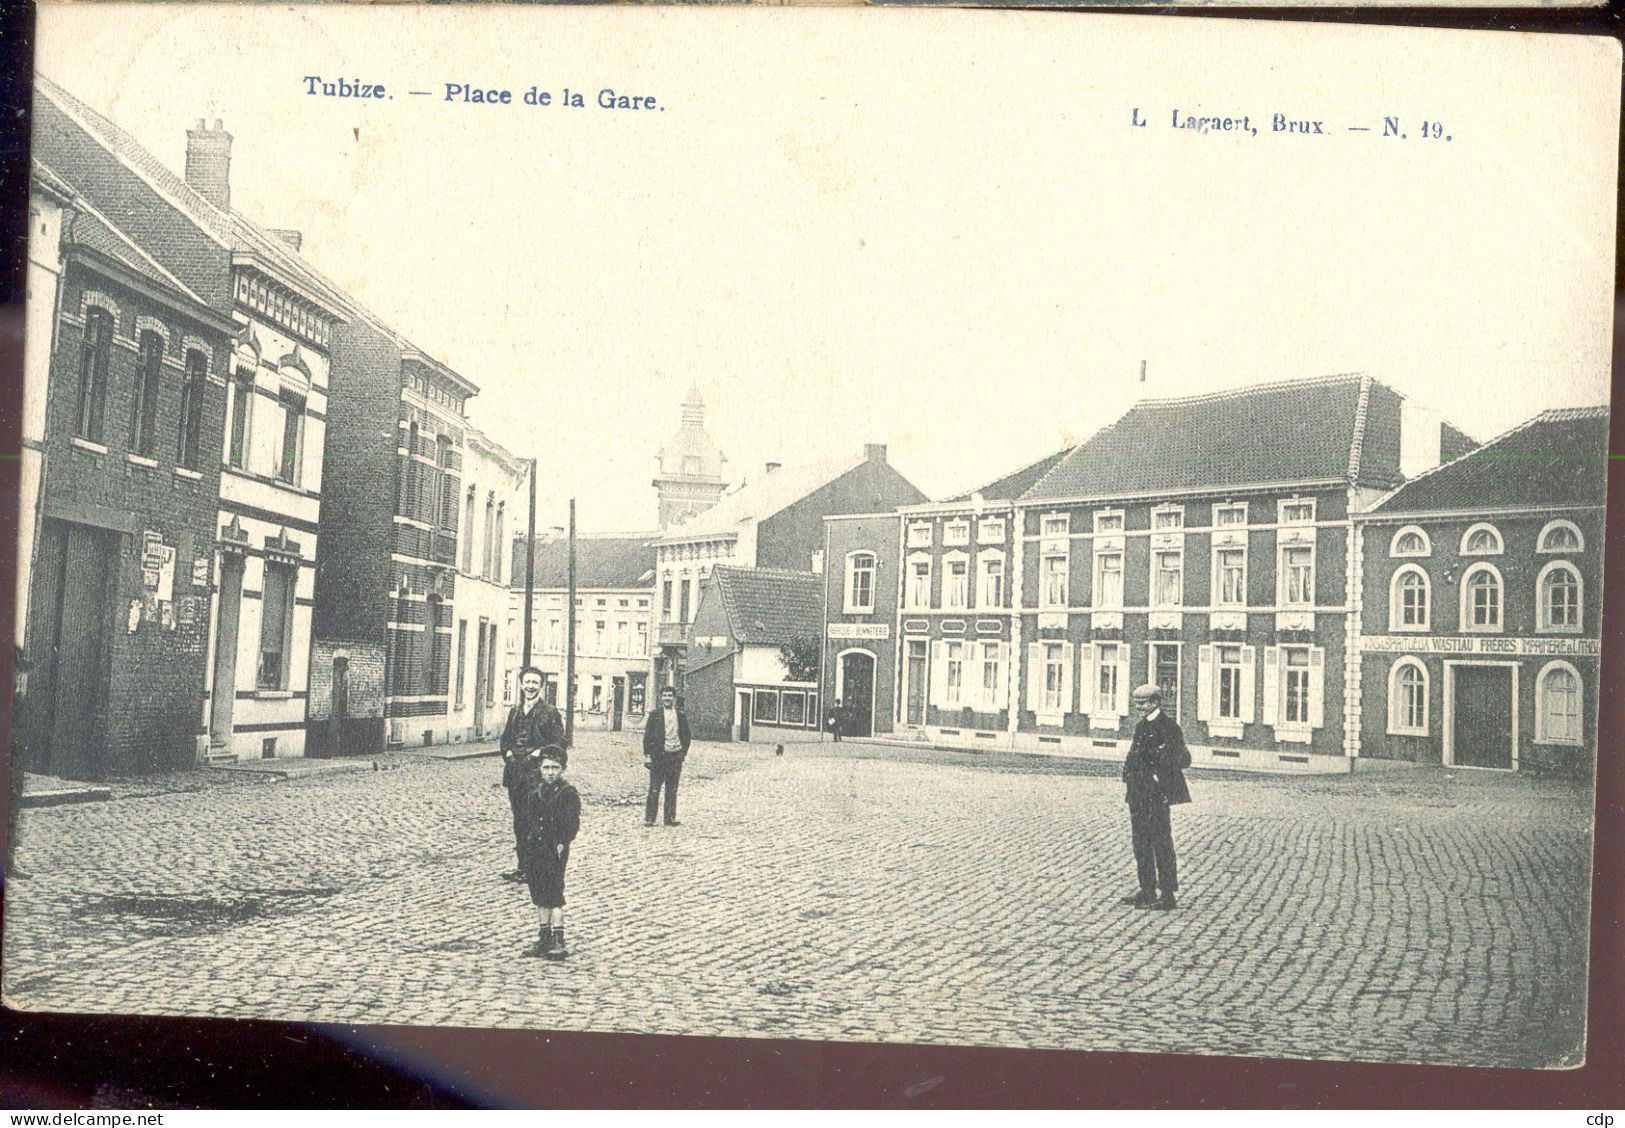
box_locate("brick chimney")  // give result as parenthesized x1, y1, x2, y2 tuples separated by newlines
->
(268, 229, 303, 253)
(863, 443, 887, 463)
(184, 119, 233, 210)
(765, 461, 781, 474)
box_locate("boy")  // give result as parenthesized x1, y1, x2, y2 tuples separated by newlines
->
(521, 744, 581, 959)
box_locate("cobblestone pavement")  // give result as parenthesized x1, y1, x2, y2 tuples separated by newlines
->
(2, 734, 1592, 1068)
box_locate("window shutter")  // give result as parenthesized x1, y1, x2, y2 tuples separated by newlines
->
(1239, 646, 1257, 723)
(1262, 646, 1280, 725)
(930, 641, 947, 707)
(1115, 648, 1131, 718)
(1078, 643, 1096, 716)
(1308, 647, 1326, 729)
(1026, 644, 1044, 713)
(1196, 644, 1214, 722)
(996, 642, 1011, 711)
(1060, 643, 1075, 715)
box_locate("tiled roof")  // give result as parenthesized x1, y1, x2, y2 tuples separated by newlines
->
(1021, 375, 1384, 502)
(706, 565, 823, 645)
(658, 456, 855, 543)
(1370, 407, 1610, 514)
(513, 534, 655, 590)
(947, 445, 1076, 503)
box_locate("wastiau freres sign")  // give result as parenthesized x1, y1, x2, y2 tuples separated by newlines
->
(1359, 635, 1601, 657)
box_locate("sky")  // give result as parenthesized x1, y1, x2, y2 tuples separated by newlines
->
(34, 6, 1618, 532)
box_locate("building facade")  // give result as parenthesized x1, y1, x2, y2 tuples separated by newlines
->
(653, 385, 728, 531)
(1352, 408, 1607, 775)
(821, 514, 906, 740)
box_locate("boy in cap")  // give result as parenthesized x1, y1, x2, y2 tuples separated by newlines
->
(521, 744, 581, 959)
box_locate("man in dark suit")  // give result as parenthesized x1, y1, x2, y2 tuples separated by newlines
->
(642, 684, 691, 826)
(499, 666, 565, 881)
(1120, 683, 1192, 910)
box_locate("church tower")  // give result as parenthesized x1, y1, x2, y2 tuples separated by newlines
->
(653, 384, 728, 530)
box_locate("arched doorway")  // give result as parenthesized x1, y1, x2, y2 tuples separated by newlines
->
(837, 650, 876, 738)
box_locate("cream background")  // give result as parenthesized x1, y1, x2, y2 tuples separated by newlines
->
(33, 7, 1620, 530)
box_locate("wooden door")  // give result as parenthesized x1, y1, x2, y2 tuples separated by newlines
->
(1452, 665, 1514, 769)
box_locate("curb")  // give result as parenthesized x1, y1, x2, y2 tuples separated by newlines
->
(20, 786, 114, 808)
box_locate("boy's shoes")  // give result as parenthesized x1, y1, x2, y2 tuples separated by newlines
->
(501, 869, 527, 883)
(1142, 893, 1178, 911)
(1120, 889, 1157, 907)
(544, 927, 569, 960)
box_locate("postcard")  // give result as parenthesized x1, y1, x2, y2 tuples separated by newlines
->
(6, 4, 1618, 1071)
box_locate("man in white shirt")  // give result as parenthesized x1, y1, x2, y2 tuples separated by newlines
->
(641, 685, 691, 826)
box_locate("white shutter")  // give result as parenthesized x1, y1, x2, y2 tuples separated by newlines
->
(1239, 645, 1257, 723)
(1078, 643, 1097, 716)
(996, 642, 1011, 712)
(930, 641, 947, 708)
(1026, 644, 1043, 713)
(1262, 646, 1280, 725)
(1060, 643, 1075, 715)
(1196, 644, 1214, 722)
(1308, 646, 1325, 729)
(1115, 647, 1131, 718)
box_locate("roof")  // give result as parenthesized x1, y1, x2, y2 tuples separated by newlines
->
(704, 566, 823, 645)
(1022, 374, 1390, 502)
(513, 534, 655, 590)
(947, 444, 1076, 503)
(1369, 407, 1610, 515)
(659, 456, 855, 542)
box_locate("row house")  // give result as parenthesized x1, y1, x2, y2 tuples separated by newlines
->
(686, 566, 824, 742)
(1352, 408, 1607, 776)
(513, 533, 656, 730)
(654, 443, 927, 689)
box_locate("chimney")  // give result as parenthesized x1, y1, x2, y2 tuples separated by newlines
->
(765, 461, 781, 475)
(184, 119, 233, 210)
(268, 229, 303, 253)
(863, 443, 887, 463)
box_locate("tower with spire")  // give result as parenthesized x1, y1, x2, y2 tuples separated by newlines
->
(653, 384, 728, 530)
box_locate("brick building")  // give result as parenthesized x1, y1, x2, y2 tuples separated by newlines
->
(512, 533, 655, 732)
(684, 566, 824, 743)
(653, 443, 927, 688)
(821, 513, 905, 739)
(1352, 407, 1607, 775)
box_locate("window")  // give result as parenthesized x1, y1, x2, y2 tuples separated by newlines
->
(1095, 643, 1121, 714)
(130, 331, 163, 457)
(462, 488, 476, 571)
(1041, 551, 1068, 608)
(1214, 503, 1247, 527)
(1041, 514, 1070, 538)
(1043, 643, 1067, 712)
(1462, 564, 1503, 631)
(454, 619, 467, 708)
(907, 523, 933, 548)
(1389, 526, 1431, 557)
(257, 561, 297, 690)
(227, 369, 252, 468)
(1217, 646, 1244, 720)
(548, 615, 562, 652)
(1282, 546, 1314, 606)
(846, 552, 876, 612)
(980, 641, 1002, 708)
(1538, 563, 1581, 632)
(1152, 550, 1183, 608)
(493, 504, 506, 583)
(617, 620, 630, 655)
(637, 619, 649, 654)
(906, 556, 932, 610)
(1093, 511, 1124, 533)
(662, 579, 674, 621)
(944, 520, 970, 546)
(404, 422, 420, 514)
(437, 436, 455, 529)
(980, 553, 1005, 608)
(1283, 647, 1311, 725)
(679, 577, 692, 622)
(1536, 662, 1582, 745)
(1281, 500, 1315, 525)
(424, 595, 444, 695)
(1152, 507, 1184, 530)
(944, 557, 969, 610)
(977, 516, 1005, 544)
(1150, 643, 1180, 721)
(595, 620, 606, 653)
(1094, 551, 1123, 609)
(277, 393, 305, 484)
(682, 455, 701, 475)
(1216, 548, 1246, 607)
(1538, 520, 1584, 554)
(590, 678, 603, 711)
(1388, 659, 1427, 735)
(781, 692, 807, 725)
(177, 349, 207, 470)
(1390, 566, 1430, 630)
(944, 642, 965, 706)
(1460, 523, 1504, 556)
(753, 691, 779, 723)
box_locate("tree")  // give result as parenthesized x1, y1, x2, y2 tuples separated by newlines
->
(779, 632, 821, 683)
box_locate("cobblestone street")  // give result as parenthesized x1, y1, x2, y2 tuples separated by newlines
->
(2, 735, 1592, 1069)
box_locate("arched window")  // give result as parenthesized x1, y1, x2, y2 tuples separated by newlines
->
(494, 503, 506, 584)
(403, 422, 420, 516)
(1460, 563, 1503, 632)
(1537, 561, 1582, 632)
(1389, 565, 1430, 631)
(176, 349, 208, 470)
(130, 330, 164, 457)
(1538, 520, 1584, 554)
(76, 307, 113, 443)
(845, 551, 876, 613)
(1535, 661, 1582, 745)
(462, 486, 476, 572)
(1389, 526, 1431, 558)
(1460, 522, 1503, 556)
(1387, 658, 1428, 735)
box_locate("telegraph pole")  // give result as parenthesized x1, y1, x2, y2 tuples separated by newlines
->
(522, 457, 537, 667)
(564, 498, 576, 748)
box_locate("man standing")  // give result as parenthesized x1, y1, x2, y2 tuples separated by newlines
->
(1120, 683, 1192, 911)
(642, 685, 690, 827)
(500, 666, 564, 882)
(827, 697, 844, 743)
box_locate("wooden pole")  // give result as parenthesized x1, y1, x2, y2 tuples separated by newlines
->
(564, 498, 576, 748)
(522, 458, 536, 666)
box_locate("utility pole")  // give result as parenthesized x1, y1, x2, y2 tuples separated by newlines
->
(564, 497, 576, 748)
(522, 457, 537, 667)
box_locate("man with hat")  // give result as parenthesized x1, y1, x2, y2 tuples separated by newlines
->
(1120, 682, 1192, 910)
(499, 666, 565, 882)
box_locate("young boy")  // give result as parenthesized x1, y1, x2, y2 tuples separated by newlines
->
(521, 744, 581, 959)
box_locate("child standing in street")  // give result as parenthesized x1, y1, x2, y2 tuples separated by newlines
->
(521, 745, 581, 959)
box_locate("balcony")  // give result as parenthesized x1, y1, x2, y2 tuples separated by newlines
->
(657, 621, 690, 649)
